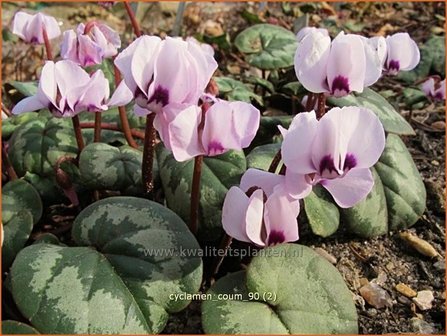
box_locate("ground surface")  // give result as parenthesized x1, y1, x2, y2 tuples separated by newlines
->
(2, 1, 445, 334)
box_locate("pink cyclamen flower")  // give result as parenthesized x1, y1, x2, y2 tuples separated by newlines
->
(421, 77, 445, 101)
(222, 168, 300, 247)
(115, 35, 217, 114)
(294, 30, 383, 97)
(61, 22, 121, 67)
(11, 60, 131, 118)
(147, 99, 260, 162)
(280, 106, 385, 208)
(296, 26, 329, 43)
(384, 32, 420, 75)
(12, 11, 61, 44)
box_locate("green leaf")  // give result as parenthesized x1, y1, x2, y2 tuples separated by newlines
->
(253, 115, 292, 147)
(304, 185, 340, 237)
(79, 143, 144, 192)
(2, 179, 42, 224)
(2, 112, 39, 139)
(7, 81, 38, 97)
(2, 320, 40, 334)
(234, 24, 298, 69)
(11, 196, 203, 334)
(341, 168, 388, 238)
(215, 77, 262, 104)
(375, 134, 426, 230)
(9, 117, 79, 176)
(328, 88, 415, 135)
(202, 244, 358, 334)
(246, 143, 281, 171)
(246, 76, 275, 93)
(3, 210, 33, 269)
(426, 36, 445, 76)
(23, 172, 64, 205)
(157, 145, 246, 241)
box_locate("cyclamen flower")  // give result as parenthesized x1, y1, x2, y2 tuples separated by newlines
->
(143, 99, 260, 162)
(115, 35, 217, 114)
(294, 29, 383, 97)
(296, 26, 329, 43)
(12, 12, 61, 44)
(61, 22, 121, 67)
(384, 33, 420, 75)
(280, 106, 385, 208)
(222, 169, 300, 247)
(421, 77, 445, 101)
(12, 60, 131, 118)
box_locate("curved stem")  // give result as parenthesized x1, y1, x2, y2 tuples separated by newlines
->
(316, 93, 326, 120)
(268, 150, 281, 173)
(113, 63, 139, 148)
(80, 122, 145, 139)
(72, 115, 85, 152)
(93, 113, 102, 142)
(124, 1, 142, 37)
(189, 155, 203, 235)
(141, 114, 156, 194)
(209, 234, 233, 280)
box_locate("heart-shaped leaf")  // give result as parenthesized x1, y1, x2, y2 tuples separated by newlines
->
(375, 134, 426, 230)
(328, 88, 415, 135)
(11, 196, 203, 334)
(8, 81, 38, 97)
(2, 320, 39, 334)
(215, 77, 262, 104)
(341, 168, 388, 238)
(156, 145, 246, 241)
(202, 244, 358, 334)
(9, 116, 78, 176)
(2, 179, 42, 268)
(304, 185, 340, 237)
(234, 24, 298, 69)
(79, 143, 144, 192)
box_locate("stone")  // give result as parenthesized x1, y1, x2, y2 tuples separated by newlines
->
(359, 282, 393, 309)
(395, 283, 417, 298)
(412, 290, 434, 311)
(410, 317, 435, 333)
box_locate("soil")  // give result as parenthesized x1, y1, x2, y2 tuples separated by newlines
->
(1, 1, 445, 334)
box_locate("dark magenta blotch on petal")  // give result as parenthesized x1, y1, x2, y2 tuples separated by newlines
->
(344, 153, 357, 171)
(207, 141, 225, 156)
(319, 155, 337, 175)
(148, 86, 169, 107)
(331, 75, 350, 97)
(388, 60, 400, 75)
(267, 230, 285, 246)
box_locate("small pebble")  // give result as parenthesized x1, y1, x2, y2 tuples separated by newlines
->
(412, 290, 434, 310)
(397, 296, 412, 305)
(431, 160, 440, 166)
(359, 282, 393, 309)
(410, 317, 435, 334)
(359, 277, 369, 287)
(395, 283, 417, 298)
(431, 120, 445, 130)
(399, 232, 440, 258)
(314, 247, 337, 264)
(433, 259, 446, 271)
(366, 308, 378, 317)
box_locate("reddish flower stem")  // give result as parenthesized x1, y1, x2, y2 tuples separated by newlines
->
(189, 155, 203, 235)
(306, 92, 316, 111)
(209, 234, 233, 280)
(93, 113, 102, 142)
(2, 143, 18, 180)
(124, 1, 142, 37)
(72, 115, 85, 152)
(80, 122, 145, 139)
(113, 63, 139, 148)
(268, 150, 282, 173)
(316, 93, 326, 120)
(42, 27, 53, 60)
(141, 114, 156, 194)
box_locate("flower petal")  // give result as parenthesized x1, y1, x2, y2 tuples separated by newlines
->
(385, 33, 420, 73)
(327, 32, 366, 96)
(60, 30, 79, 63)
(54, 60, 90, 98)
(12, 12, 32, 40)
(229, 101, 260, 148)
(240, 168, 285, 197)
(222, 187, 252, 243)
(245, 189, 266, 247)
(361, 36, 385, 87)
(108, 80, 133, 107)
(281, 111, 318, 174)
(296, 27, 329, 43)
(294, 30, 331, 93)
(11, 96, 46, 115)
(284, 171, 313, 199)
(264, 184, 300, 245)
(321, 168, 374, 208)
